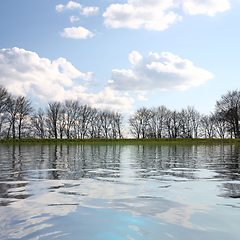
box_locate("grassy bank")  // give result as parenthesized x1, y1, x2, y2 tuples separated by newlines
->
(1, 138, 240, 145)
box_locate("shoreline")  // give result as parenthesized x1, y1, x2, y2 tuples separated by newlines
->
(1, 138, 240, 145)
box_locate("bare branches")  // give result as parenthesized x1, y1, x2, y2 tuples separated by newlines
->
(1, 85, 240, 139)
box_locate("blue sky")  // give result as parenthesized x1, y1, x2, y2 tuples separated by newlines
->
(0, 0, 240, 115)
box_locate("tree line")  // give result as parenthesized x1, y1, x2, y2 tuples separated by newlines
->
(0, 86, 123, 139)
(1, 85, 240, 139)
(129, 90, 240, 139)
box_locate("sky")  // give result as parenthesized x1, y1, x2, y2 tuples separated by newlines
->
(0, 0, 240, 116)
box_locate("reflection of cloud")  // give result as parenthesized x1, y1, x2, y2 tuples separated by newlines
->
(0, 180, 79, 239)
(156, 204, 211, 229)
(111, 197, 211, 229)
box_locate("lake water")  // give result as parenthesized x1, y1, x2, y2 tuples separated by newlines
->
(0, 143, 240, 240)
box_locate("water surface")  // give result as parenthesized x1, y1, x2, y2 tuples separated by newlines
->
(0, 143, 240, 239)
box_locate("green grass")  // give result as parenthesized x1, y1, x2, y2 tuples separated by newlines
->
(0, 138, 240, 145)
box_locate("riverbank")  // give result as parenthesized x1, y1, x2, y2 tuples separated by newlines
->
(1, 138, 240, 145)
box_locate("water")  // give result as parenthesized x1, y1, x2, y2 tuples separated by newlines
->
(0, 143, 240, 240)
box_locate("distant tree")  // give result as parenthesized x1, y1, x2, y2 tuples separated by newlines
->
(166, 110, 181, 138)
(179, 106, 201, 138)
(211, 112, 230, 139)
(153, 106, 169, 138)
(215, 90, 240, 138)
(46, 102, 63, 139)
(200, 114, 215, 138)
(112, 112, 123, 139)
(16, 96, 33, 139)
(5, 95, 20, 139)
(0, 86, 9, 136)
(63, 100, 80, 139)
(129, 107, 153, 139)
(32, 108, 46, 139)
(0, 85, 9, 112)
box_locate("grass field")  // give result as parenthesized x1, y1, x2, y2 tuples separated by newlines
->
(1, 138, 240, 145)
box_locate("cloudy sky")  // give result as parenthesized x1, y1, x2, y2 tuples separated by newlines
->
(0, 0, 240, 114)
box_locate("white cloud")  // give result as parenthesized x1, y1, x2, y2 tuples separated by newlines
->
(137, 94, 148, 101)
(109, 51, 214, 91)
(56, 4, 65, 12)
(180, 0, 231, 16)
(103, 0, 231, 30)
(82, 7, 99, 16)
(76, 87, 135, 111)
(56, 1, 82, 12)
(0, 47, 134, 111)
(103, 0, 181, 31)
(61, 26, 94, 39)
(56, 1, 99, 17)
(70, 15, 80, 22)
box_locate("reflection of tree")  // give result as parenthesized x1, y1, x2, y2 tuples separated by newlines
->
(132, 144, 200, 180)
(131, 144, 240, 181)
(221, 182, 240, 198)
(0, 144, 31, 206)
(1, 143, 240, 203)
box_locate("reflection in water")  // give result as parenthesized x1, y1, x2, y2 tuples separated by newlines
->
(0, 143, 240, 239)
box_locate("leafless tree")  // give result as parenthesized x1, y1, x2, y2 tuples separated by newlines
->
(211, 113, 230, 139)
(0, 86, 9, 136)
(129, 107, 153, 138)
(215, 90, 240, 138)
(5, 95, 21, 139)
(78, 105, 94, 139)
(16, 96, 33, 139)
(179, 106, 201, 138)
(31, 108, 46, 138)
(200, 114, 215, 138)
(63, 100, 80, 139)
(45, 101, 63, 139)
(166, 110, 181, 138)
(112, 112, 123, 139)
(151, 106, 170, 138)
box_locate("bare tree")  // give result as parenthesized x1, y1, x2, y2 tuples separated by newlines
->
(45, 102, 63, 139)
(155, 106, 170, 138)
(215, 90, 240, 138)
(129, 107, 153, 139)
(88, 108, 101, 139)
(166, 110, 181, 138)
(0, 86, 9, 136)
(179, 106, 201, 138)
(211, 113, 230, 139)
(112, 112, 123, 139)
(5, 95, 21, 139)
(200, 114, 215, 138)
(16, 96, 33, 139)
(32, 108, 46, 138)
(64, 100, 80, 139)
(78, 105, 94, 139)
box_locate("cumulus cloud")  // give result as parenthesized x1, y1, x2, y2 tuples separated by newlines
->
(70, 16, 80, 22)
(103, 0, 231, 30)
(0, 47, 134, 111)
(0, 47, 90, 99)
(77, 87, 135, 111)
(181, 0, 230, 16)
(82, 6, 99, 16)
(103, 0, 181, 31)
(137, 94, 148, 101)
(56, 1, 82, 12)
(61, 26, 94, 39)
(56, 1, 99, 17)
(109, 51, 214, 91)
